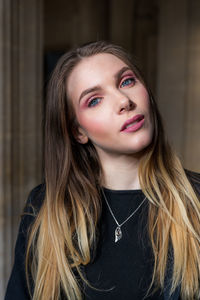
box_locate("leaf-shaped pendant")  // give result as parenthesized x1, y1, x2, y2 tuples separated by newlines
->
(115, 226, 122, 243)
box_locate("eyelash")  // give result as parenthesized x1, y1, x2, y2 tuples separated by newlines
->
(87, 75, 136, 107)
(88, 97, 102, 107)
(120, 76, 136, 88)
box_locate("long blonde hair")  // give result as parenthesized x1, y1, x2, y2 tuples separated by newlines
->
(26, 41, 200, 300)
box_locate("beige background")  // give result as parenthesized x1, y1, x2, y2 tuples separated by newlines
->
(1, 0, 200, 297)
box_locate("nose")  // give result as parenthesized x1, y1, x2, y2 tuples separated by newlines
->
(118, 96, 135, 114)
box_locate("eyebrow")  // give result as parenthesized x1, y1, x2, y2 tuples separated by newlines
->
(79, 86, 102, 103)
(78, 66, 132, 103)
(114, 66, 131, 81)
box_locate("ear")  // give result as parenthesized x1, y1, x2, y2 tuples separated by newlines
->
(75, 126, 89, 144)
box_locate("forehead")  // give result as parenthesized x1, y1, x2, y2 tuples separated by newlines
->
(73, 53, 127, 76)
(66, 53, 129, 99)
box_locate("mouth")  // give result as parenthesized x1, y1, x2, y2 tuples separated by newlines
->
(120, 114, 144, 132)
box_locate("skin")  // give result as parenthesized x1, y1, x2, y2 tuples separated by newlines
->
(67, 53, 154, 190)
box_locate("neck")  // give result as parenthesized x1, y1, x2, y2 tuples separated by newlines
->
(98, 151, 141, 190)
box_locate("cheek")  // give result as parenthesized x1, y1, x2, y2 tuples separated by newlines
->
(141, 91, 151, 116)
(139, 91, 154, 131)
(141, 89, 150, 107)
(77, 113, 108, 136)
(133, 85, 150, 110)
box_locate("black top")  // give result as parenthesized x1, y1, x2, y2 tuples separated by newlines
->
(4, 170, 200, 300)
(84, 188, 163, 299)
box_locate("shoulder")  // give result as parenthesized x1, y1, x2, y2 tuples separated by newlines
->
(4, 185, 45, 299)
(24, 183, 46, 215)
(19, 183, 46, 235)
(184, 169, 200, 195)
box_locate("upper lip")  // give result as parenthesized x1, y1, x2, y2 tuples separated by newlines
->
(120, 114, 144, 131)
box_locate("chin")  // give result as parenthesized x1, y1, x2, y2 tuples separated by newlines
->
(130, 134, 153, 154)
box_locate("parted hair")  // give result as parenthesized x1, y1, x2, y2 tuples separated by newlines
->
(26, 41, 200, 300)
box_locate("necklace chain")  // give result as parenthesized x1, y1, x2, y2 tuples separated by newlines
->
(102, 189, 146, 242)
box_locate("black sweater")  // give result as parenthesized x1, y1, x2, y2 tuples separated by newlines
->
(5, 170, 200, 300)
(84, 188, 163, 299)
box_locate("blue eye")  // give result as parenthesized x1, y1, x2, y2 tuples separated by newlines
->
(88, 97, 101, 107)
(121, 77, 135, 87)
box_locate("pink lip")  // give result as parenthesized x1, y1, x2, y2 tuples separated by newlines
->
(120, 114, 144, 132)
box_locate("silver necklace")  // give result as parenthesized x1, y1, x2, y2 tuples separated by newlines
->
(102, 189, 146, 243)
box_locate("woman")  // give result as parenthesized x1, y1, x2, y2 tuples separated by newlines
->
(5, 41, 200, 300)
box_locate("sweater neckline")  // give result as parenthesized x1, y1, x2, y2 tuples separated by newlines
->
(102, 186, 143, 195)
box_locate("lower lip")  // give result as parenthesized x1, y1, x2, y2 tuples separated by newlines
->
(122, 118, 145, 133)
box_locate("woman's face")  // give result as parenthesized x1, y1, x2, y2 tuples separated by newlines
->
(67, 53, 154, 159)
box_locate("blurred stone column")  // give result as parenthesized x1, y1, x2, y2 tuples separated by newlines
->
(184, 0, 200, 170)
(157, 0, 200, 171)
(109, 0, 135, 50)
(0, 0, 43, 296)
(157, 0, 188, 160)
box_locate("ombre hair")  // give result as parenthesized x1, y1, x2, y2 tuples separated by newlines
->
(26, 41, 200, 300)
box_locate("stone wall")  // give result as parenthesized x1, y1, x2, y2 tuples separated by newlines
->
(0, 0, 43, 296)
(157, 0, 200, 171)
